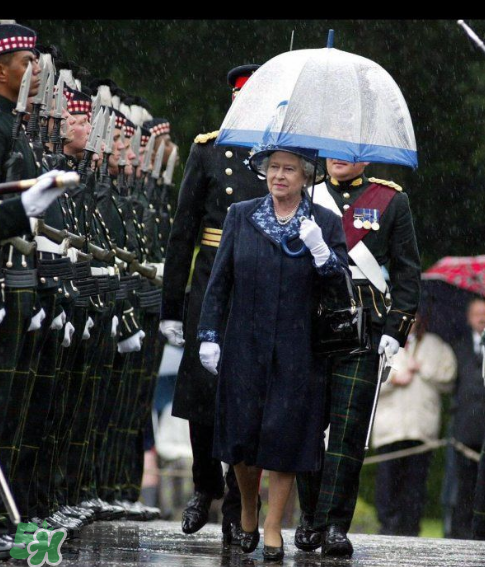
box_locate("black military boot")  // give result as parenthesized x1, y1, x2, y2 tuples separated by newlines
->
(181, 491, 213, 534)
(294, 512, 322, 551)
(322, 524, 353, 558)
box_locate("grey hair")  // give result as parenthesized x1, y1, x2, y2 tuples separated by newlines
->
(261, 154, 314, 185)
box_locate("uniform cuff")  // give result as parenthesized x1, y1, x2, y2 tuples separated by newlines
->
(197, 329, 220, 343)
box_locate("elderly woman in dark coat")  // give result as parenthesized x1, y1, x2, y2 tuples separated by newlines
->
(197, 147, 349, 561)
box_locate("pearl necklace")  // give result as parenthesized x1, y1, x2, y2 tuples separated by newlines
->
(274, 199, 301, 225)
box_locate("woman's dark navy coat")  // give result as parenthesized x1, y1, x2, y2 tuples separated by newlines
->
(198, 195, 349, 472)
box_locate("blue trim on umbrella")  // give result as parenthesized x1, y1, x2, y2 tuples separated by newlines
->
(216, 128, 418, 169)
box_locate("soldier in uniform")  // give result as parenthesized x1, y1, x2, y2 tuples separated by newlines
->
(295, 158, 421, 558)
(161, 64, 266, 545)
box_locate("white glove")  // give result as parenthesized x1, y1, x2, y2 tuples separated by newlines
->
(82, 316, 95, 340)
(27, 308, 46, 332)
(378, 334, 400, 356)
(111, 315, 119, 338)
(199, 341, 220, 376)
(160, 320, 185, 347)
(21, 170, 66, 217)
(117, 329, 146, 353)
(61, 321, 75, 347)
(50, 309, 66, 330)
(0, 308, 6, 326)
(299, 217, 330, 266)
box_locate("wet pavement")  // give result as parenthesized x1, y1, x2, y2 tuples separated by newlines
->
(14, 520, 485, 566)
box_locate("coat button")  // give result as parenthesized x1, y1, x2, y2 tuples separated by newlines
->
(226, 187, 233, 195)
(40, 277, 46, 284)
(225, 168, 233, 176)
(225, 150, 233, 158)
(343, 204, 350, 211)
(343, 192, 350, 199)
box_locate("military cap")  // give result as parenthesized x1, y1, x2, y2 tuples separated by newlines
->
(123, 118, 136, 139)
(0, 23, 37, 56)
(143, 118, 170, 137)
(66, 87, 92, 115)
(101, 105, 127, 130)
(227, 64, 260, 90)
(140, 126, 151, 147)
(89, 78, 118, 107)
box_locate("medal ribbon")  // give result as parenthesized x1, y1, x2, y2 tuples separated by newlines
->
(342, 183, 398, 250)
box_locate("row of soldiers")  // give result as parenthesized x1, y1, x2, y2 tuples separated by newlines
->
(0, 22, 177, 558)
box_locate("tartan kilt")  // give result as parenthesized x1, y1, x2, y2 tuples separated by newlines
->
(297, 349, 379, 532)
(473, 443, 485, 539)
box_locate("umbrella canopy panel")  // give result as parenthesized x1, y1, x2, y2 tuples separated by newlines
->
(217, 48, 417, 168)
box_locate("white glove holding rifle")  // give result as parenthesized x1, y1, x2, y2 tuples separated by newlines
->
(160, 320, 185, 347)
(377, 334, 400, 383)
(299, 217, 330, 266)
(21, 170, 66, 217)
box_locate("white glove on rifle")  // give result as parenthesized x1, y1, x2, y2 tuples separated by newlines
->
(111, 315, 119, 338)
(118, 330, 146, 353)
(28, 308, 46, 332)
(160, 320, 185, 347)
(21, 170, 66, 217)
(61, 322, 75, 347)
(50, 309, 66, 330)
(378, 334, 400, 357)
(299, 217, 330, 266)
(82, 316, 95, 340)
(0, 308, 5, 326)
(199, 341, 220, 376)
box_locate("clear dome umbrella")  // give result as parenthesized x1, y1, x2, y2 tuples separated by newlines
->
(216, 33, 417, 169)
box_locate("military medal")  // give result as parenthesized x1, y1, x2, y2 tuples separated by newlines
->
(371, 209, 380, 231)
(362, 209, 372, 230)
(353, 209, 364, 229)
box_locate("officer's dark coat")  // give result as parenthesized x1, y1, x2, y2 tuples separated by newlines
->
(326, 176, 421, 346)
(197, 197, 349, 471)
(0, 198, 30, 239)
(161, 133, 267, 424)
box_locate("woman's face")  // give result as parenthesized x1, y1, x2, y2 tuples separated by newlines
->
(266, 151, 307, 200)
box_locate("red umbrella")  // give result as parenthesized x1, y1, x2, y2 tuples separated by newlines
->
(423, 255, 485, 297)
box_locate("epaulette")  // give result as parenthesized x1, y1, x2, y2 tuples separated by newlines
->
(194, 130, 220, 144)
(368, 177, 402, 192)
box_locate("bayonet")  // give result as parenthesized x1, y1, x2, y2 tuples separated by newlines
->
(39, 69, 54, 147)
(130, 127, 141, 167)
(141, 134, 155, 173)
(15, 61, 32, 115)
(104, 113, 116, 155)
(119, 129, 127, 166)
(94, 108, 110, 156)
(32, 56, 48, 106)
(163, 145, 178, 185)
(53, 76, 64, 119)
(49, 76, 65, 154)
(91, 92, 101, 125)
(151, 139, 165, 180)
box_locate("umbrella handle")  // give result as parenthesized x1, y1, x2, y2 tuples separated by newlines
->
(281, 234, 308, 257)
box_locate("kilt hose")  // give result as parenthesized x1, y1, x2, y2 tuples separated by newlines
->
(118, 311, 163, 502)
(296, 350, 379, 532)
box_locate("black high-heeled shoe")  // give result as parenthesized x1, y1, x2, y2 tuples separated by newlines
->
(240, 508, 260, 553)
(263, 534, 284, 561)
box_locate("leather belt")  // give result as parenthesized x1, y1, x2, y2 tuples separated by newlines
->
(37, 257, 74, 280)
(35, 236, 67, 255)
(72, 260, 91, 280)
(201, 227, 222, 248)
(4, 269, 38, 288)
(120, 274, 141, 292)
(91, 266, 118, 277)
(136, 288, 162, 310)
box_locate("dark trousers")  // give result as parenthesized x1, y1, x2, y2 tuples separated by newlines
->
(473, 439, 485, 540)
(296, 350, 380, 532)
(375, 440, 431, 537)
(188, 421, 241, 531)
(450, 446, 481, 539)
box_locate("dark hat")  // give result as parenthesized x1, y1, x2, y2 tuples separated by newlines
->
(249, 145, 326, 184)
(0, 23, 37, 56)
(123, 118, 135, 139)
(140, 126, 151, 147)
(101, 105, 127, 130)
(66, 88, 92, 115)
(35, 43, 62, 62)
(143, 117, 170, 137)
(227, 64, 260, 90)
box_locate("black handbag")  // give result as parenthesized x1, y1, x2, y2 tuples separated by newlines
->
(311, 270, 372, 357)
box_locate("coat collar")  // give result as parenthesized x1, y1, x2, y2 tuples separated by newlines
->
(0, 94, 16, 114)
(246, 193, 310, 245)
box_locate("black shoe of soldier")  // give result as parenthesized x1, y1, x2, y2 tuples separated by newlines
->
(294, 513, 322, 552)
(222, 521, 243, 549)
(181, 492, 213, 534)
(70, 505, 96, 523)
(31, 517, 76, 540)
(59, 505, 89, 525)
(138, 503, 162, 520)
(52, 511, 84, 530)
(111, 499, 146, 520)
(322, 524, 353, 558)
(93, 498, 125, 520)
(0, 534, 15, 560)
